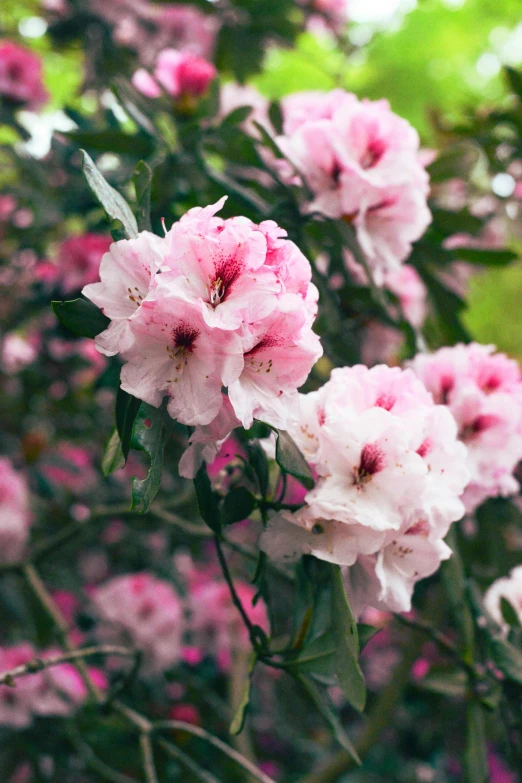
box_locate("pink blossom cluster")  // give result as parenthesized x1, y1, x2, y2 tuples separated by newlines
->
(37, 233, 112, 294)
(185, 568, 270, 672)
(0, 457, 32, 564)
(0, 41, 48, 110)
(83, 197, 322, 430)
(484, 565, 522, 631)
(1, 333, 37, 374)
(133, 48, 216, 101)
(90, 573, 184, 675)
(0, 644, 105, 728)
(275, 90, 431, 282)
(410, 343, 522, 512)
(260, 365, 469, 614)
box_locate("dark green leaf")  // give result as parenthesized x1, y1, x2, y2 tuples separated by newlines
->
(505, 66, 522, 99)
(253, 121, 284, 159)
(419, 668, 467, 698)
(500, 597, 521, 629)
(221, 105, 253, 127)
(273, 428, 314, 490)
(130, 404, 172, 513)
(248, 442, 269, 498)
(66, 130, 154, 157)
(133, 160, 152, 232)
(357, 624, 380, 651)
(101, 428, 125, 476)
(80, 149, 138, 239)
(330, 565, 366, 712)
(298, 675, 361, 763)
(268, 101, 283, 135)
(230, 653, 257, 735)
(115, 388, 142, 461)
(289, 631, 336, 677)
(52, 298, 110, 339)
(450, 247, 517, 266)
(223, 487, 257, 525)
(194, 465, 222, 534)
(488, 636, 522, 685)
(111, 77, 158, 137)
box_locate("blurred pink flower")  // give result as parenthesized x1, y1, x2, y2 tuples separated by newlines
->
(0, 41, 48, 109)
(0, 457, 32, 563)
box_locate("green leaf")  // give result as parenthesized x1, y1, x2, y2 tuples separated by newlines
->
(194, 465, 222, 534)
(500, 597, 521, 629)
(248, 442, 269, 497)
(253, 121, 284, 158)
(229, 653, 257, 735)
(505, 66, 522, 98)
(450, 247, 517, 266)
(133, 160, 152, 232)
(101, 428, 125, 476)
(289, 630, 336, 676)
(268, 101, 283, 135)
(80, 149, 138, 239)
(111, 77, 159, 137)
(357, 624, 380, 651)
(115, 388, 142, 461)
(272, 428, 315, 490)
(330, 565, 366, 712)
(488, 636, 522, 685)
(419, 668, 467, 698)
(223, 487, 257, 525)
(52, 298, 110, 339)
(221, 105, 253, 127)
(65, 130, 154, 157)
(465, 701, 488, 783)
(130, 403, 172, 513)
(298, 675, 361, 764)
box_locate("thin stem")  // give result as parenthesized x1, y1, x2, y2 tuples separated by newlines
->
(139, 732, 159, 783)
(153, 721, 277, 783)
(0, 645, 136, 686)
(158, 738, 221, 783)
(67, 725, 140, 783)
(214, 535, 257, 646)
(21, 562, 102, 702)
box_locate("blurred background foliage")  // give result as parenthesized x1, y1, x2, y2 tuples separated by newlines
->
(3, 0, 522, 357)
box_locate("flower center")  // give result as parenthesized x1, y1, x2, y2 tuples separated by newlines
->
(166, 323, 200, 372)
(353, 442, 387, 488)
(208, 255, 244, 307)
(127, 286, 144, 307)
(460, 414, 499, 441)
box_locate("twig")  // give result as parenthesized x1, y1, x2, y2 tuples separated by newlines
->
(158, 738, 221, 783)
(0, 645, 136, 686)
(153, 720, 277, 783)
(214, 535, 257, 647)
(139, 732, 159, 783)
(67, 725, 140, 783)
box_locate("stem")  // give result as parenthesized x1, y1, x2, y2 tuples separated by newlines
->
(158, 739, 220, 783)
(0, 645, 136, 686)
(153, 721, 277, 783)
(67, 725, 140, 783)
(139, 732, 159, 783)
(214, 535, 257, 647)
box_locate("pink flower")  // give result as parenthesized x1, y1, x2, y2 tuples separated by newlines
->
(0, 458, 32, 563)
(276, 91, 431, 280)
(44, 234, 112, 295)
(82, 231, 167, 356)
(41, 443, 97, 494)
(0, 644, 101, 727)
(484, 566, 522, 631)
(410, 343, 522, 512)
(91, 573, 184, 675)
(261, 365, 469, 614)
(88, 199, 321, 432)
(1, 333, 37, 374)
(488, 751, 516, 783)
(188, 575, 269, 671)
(146, 4, 219, 60)
(133, 49, 216, 100)
(384, 265, 427, 329)
(0, 41, 48, 109)
(178, 395, 241, 479)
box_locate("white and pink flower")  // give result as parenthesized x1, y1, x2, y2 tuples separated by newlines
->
(410, 343, 522, 512)
(484, 565, 522, 631)
(260, 365, 469, 614)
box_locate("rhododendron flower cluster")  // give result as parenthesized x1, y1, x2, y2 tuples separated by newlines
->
(83, 197, 322, 429)
(484, 565, 522, 630)
(0, 41, 48, 109)
(275, 90, 431, 281)
(133, 48, 216, 100)
(410, 343, 522, 512)
(0, 644, 105, 728)
(0, 457, 32, 563)
(90, 573, 184, 675)
(261, 365, 469, 614)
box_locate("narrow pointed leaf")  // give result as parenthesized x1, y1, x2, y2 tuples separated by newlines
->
(80, 149, 138, 239)
(133, 160, 152, 231)
(52, 298, 110, 339)
(130, 403, 172, 513)
(101, 428, 125, 476)
(330, 565, 366, 711)
(230, 653, 257, 735)
(273, 428, 314, 490)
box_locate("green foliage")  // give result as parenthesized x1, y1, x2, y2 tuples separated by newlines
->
(52, 298, 110, 338)
(80, 150, 138, 239)
(273, 428, 315, 490)
(130, 403, 173, 513)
